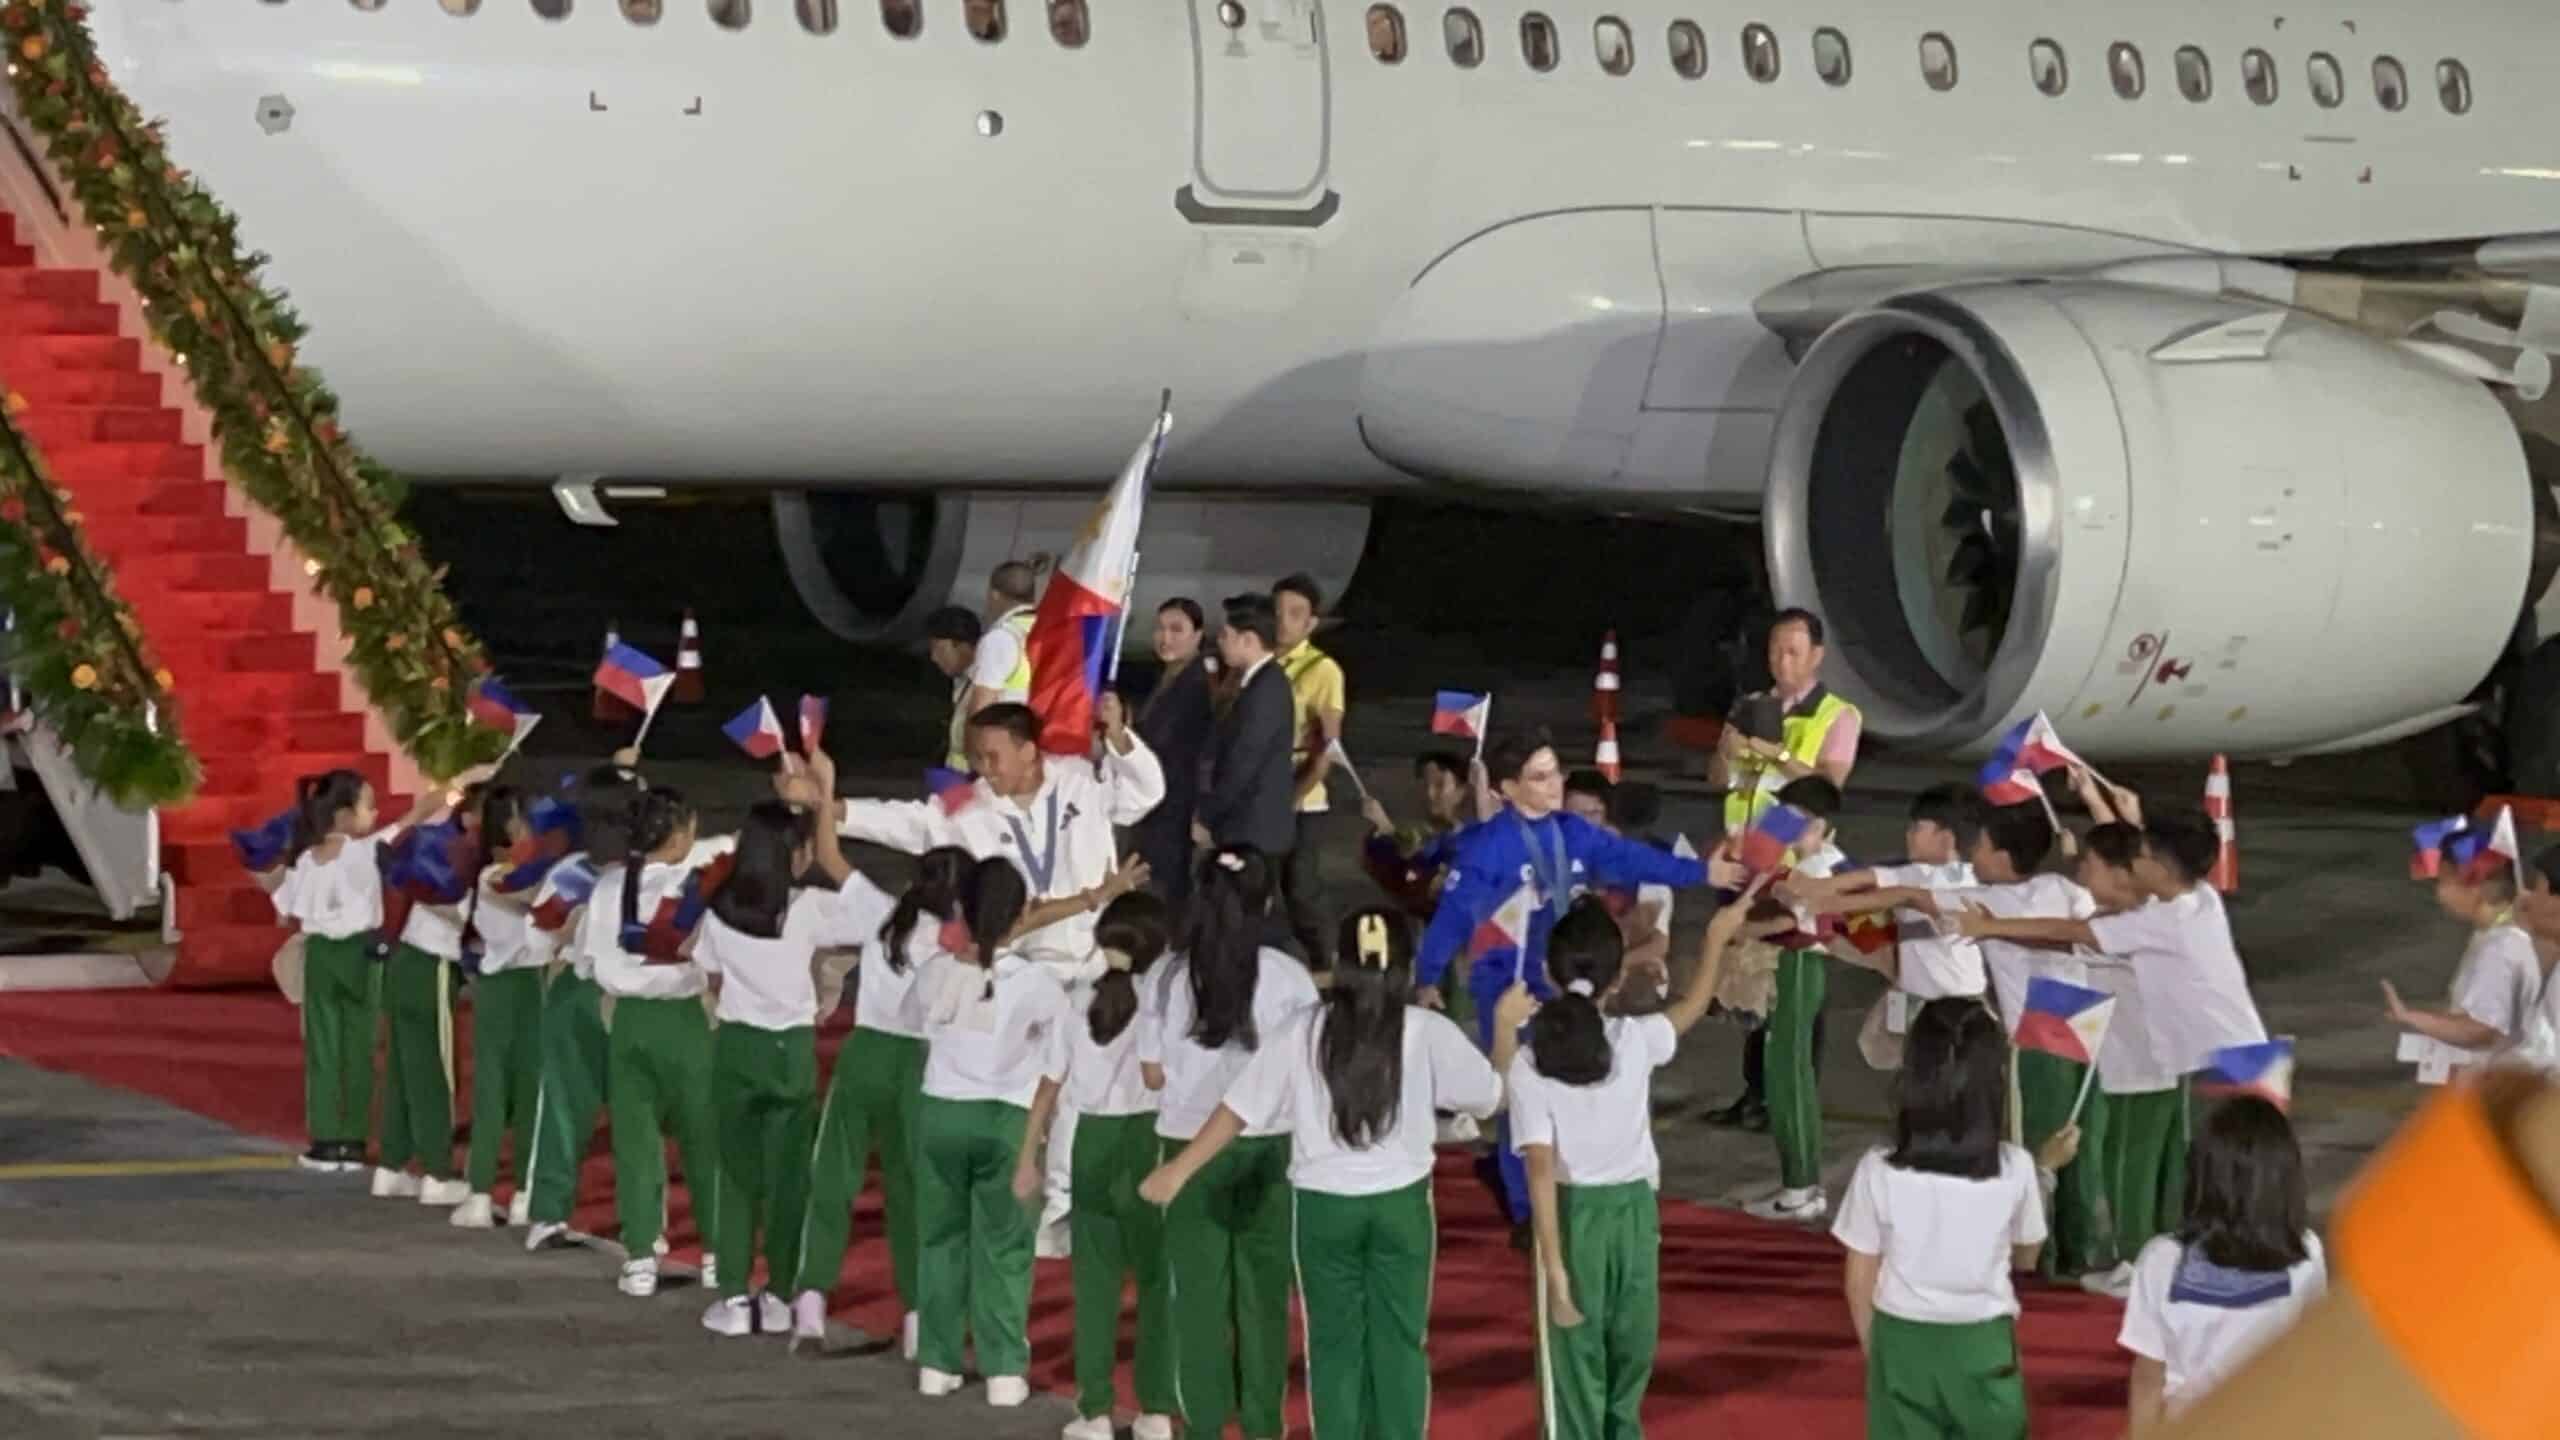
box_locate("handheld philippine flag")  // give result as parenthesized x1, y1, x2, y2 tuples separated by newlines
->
(1430, 690, 1493, 741)
(2197, 1039, 2296, 1111)
(230, 805, 299, 873)
(466, 677, 535, 736)
(2410, 814, 2472, 880)
(1976, 711, 2083, 803)
(385, 819, 478, 905)
(2014, 977, 2118, 1066)
(493, 797, 582, 893)
(629, 853, 736, 960)
(1736, 803, 1814, 875)
(2459, 806, 2523, 888)
(1467, 881, 1538, 959)
(529, 856, 600, 931)
(926, 767, 980, 817)
(798, 694, 829, 755)
(1026, 402, 1168, 755)
(593, 643, 675, 716)
(722, 697, 786, 760)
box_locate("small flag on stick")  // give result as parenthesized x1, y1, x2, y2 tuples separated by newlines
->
(722, 697, 786, 760)
(2198, 1039, 2296, 1111)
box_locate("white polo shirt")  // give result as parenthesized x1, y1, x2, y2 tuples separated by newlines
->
(693, 876, 895, 1033)
(1136, 948, 1321, 1141)
(1831, 1143, 2047, 1325)
(1223, 1006, 1500, 1195)
(581, 836, 737, 1001)
(1871, 860, 1982, 999)
(2088, 887, 2267, 1078)
(854, 922, 942, 1040)
(271, 832, 395, 942)
(1062, 993, 1160, 1119)
(1508, 1014, 1679, 1188)
(471, 872, 543, 975)
(921, 951, 1073, 1108)
(1933, 874, 2097, 1034)
(2119, 1232, 2327, 1416)
(2447, 921, 2543, 1060)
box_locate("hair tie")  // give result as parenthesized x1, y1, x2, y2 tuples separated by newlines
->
(1355, 914, 1393, 969)
(1100, 946, 1134, 974)
(937, 917, 973, 957)
(1566, 979, 1597, 998)
(1216, 850, 1246, 874)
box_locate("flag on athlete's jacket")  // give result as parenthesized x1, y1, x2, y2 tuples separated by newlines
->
(1026, 405, 1168, 755)
(1977, 712, 2081, 804)
(1431, 691, 1492, 741)
(723, 697, 786, 760)
(2198, 1039, 2295, 1110)
(2014, 977, 2117, 1065)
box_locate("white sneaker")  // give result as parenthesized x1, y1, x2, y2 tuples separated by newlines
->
(2079, 1262, 2137, 1301)
(754, 1292, 789, 1332)
(619, 1258, 659, 1298)
(505, 1190, 531, 1227)
(703, 1295, 755, 1337)
(1034, 1219, 1071, 1259)
(417, 1176, 472, 1207)
(919, 1367, 965, 1398)
(370, 1167, 421, 1200)
(1132, 1415, 1175, 1440)
(1061, 1415, 1114, 1440)
(901, 1310, 920, 1363)
(653, 1235, 671, 1259)
(701, 1254, 718, 1290)
(1743, 1187, 1828, 1223)
(448, 1194, 497, 1229)
(791, 1291, 829, 1347)
(523, 1221, 572, 1252)
(987, 1376, 1030, 1408)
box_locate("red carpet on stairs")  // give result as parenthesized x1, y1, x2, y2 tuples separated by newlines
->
(0, 988, 2133, 1437)
(0, 210, 410, 984)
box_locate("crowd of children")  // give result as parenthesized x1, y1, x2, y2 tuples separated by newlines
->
(250, 693, 2556, 1440)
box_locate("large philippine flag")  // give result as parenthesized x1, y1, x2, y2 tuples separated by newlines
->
(1026, 402, 1169, 754)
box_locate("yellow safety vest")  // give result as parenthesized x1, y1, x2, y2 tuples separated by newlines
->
(996, 606, 1035, 699)
(1723, 688, 1855, 833)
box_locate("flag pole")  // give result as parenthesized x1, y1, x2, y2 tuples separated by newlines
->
(2065, 1054, 2103, 1130)
(1103, 392, 1172, 688)
(1104, 549, 1141, 686)
(630, 686, 672, 755)
(1328, 739, 1371, 804)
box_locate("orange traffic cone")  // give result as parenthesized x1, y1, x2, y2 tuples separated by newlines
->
(672, 609, 704, 704)
(1592, 630, 1621, 727)
(593, 620, 636, 724)
(2206, 754, 2237, 893)
(1596, 717, 1623, 784)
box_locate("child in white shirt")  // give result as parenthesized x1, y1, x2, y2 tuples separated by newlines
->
(2384, 861, 2543, 1075)
(2119, 1096, 2326, 1429)
(453, 785, 542, 1230)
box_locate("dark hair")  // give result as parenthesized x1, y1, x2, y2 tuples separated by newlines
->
(990, 560, 1040, 607)
(1911, 783, 1986, 852)
(1414, 748, 1468, 789)
(2532, 843, 2560, 895)
(1220, 592, 1279, 651)
(1157, 596, 1206, 632)
(2176, 1096, 2311, 1271)
(1770, 607, 1826, 647)
(966, 701, 1042, 748)
(2457, 858, 2522, 905)
(288, 769, 370, 863)
(462, 784, 528, 947)
(1320, 907, 1413, 1148)
(1090, 889, 1170, 1046)
(1889, 998, 2008, 1179)
(959, 857, 1030, 998)
(2084, 820, 2145, 870)
(1609, 780, 1662, 834)
(923, 605, 982, 646)
(1564, 768, 1615, 806)
(711, 800, 812, 940)
(2141, 808, 2221, 886)
(617, 785, 694, 948)
(1484, 728, 1554, 787)
(881, 846, 972, 973)
(1774, 775, 1842, 818)
(1272, 572, 1325, 614)
(1979, 803, 2056, 874)
(1527, 898, 1625, 1085)
(1184, 845, 1274, 1050)
(574, 762, 646, 865)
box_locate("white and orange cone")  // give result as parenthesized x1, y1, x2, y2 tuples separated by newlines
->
(1596, 717, 1623, 784)
(1593, 630, 1621, 728)
(2205, 753, 2237, 893)
(672, 609, 704, 705)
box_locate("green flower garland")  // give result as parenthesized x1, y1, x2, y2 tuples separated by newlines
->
(0, 392, 195, 805)
(2, 0, 501, 781)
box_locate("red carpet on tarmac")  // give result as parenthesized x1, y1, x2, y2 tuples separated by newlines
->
(0, 988, 2131, 1437)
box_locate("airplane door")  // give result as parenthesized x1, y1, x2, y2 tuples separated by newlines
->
(1180, 0, 1338, 225)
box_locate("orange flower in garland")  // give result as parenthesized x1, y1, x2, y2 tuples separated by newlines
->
(153, 668, 174, 690)
(43, 552, 70, 576)
(69, 665, 97, 691)
(351, 585, 374, 610)
(19, 35, 44, 61)
(384, 632, 407, 653)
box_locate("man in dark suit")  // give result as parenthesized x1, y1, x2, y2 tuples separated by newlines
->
(1194, 592, 1297, 883)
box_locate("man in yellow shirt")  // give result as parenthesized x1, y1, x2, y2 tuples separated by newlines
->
(1274, 573, 1346, 971)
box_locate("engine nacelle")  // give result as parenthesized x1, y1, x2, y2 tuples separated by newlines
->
(1764, 280, 2536, 759)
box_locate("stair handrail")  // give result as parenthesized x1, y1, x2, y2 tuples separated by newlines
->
(3, 0, 500, 781)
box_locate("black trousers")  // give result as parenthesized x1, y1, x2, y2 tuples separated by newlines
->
(1278, 812, 1332, 970)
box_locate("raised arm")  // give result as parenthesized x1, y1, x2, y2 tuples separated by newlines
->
(1094, 693, 1168, 825)
(1578, 820, 1708, 892)
(2381, 980, 2510, 1052)
(1666, 876, 1771, 1035)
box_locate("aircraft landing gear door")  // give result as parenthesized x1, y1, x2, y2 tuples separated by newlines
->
(1178, 0, 1340, 227)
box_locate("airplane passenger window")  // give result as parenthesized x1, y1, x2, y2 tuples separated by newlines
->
(1444, 8, 1484, 68)
(964, 0, 1004, 41)
(351, 0, 387, 12)
(617, 0, 656, 21)
(2174, 45, 2209, 101)
(1367, 5, 1406, 63)
(441, 0, 480, 13)
(1048, 0, 1087, 47)
(797, 0, 836, 31)
(2308, 52, 2343, 108)
(1919, 32, 1956, 91)
(2373, 56, 2408, 112)
(1812, 27, 1849, 86)
(880, 0, 917, 38)
(1595, 17, 1633, 76)
(1742, 23, 1778, 83)
(2029, 38, 2066, 96)
(1668, 20, 1706, 79)
(2437, 59, 2472, 114)
(1217, 0, 1244, 28)
(710, 0, 749, 29)
(2108, 42, 2143, 100)
(2242, 48, 2277, 104)
(536, 0, 573, 18)
(1521, 13, 1558, 72)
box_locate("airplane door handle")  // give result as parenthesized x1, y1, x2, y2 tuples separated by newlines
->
(589, 90, 608, 111)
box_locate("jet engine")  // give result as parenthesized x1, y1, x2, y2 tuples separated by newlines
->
(1763, 279, 2543, 759)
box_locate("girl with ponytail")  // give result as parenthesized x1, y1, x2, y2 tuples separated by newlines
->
(1514, 879, 1770, 1440)
(452, 785, 539, 1230)
(791, 844, 973, 1357)
(1129, 844, 1320, 1440)
(912, 857, 1075, 1408)
(1142, 906, 1528, 1440)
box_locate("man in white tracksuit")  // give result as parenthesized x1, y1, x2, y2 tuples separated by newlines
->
(821, 696, 1165, 1254)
